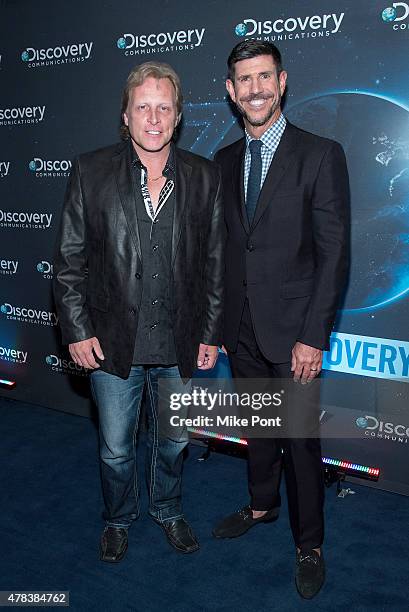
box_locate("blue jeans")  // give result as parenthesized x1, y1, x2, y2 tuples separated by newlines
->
(90, 365, 189, 528)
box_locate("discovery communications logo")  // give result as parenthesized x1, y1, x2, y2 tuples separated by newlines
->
(45, 354, 87, 376)
(116, 26, 205, 56)
(21, 41, 93, 68)
(1, 302, 58, 326)
(234, 11, 344, 41)
(0, 209, 52, 230)
(29, 157, 71, 178)
(36, 260, 53, 279)
(323, 332, 409, 381)
(0, 105, 46, 126)
(0, 344, 28, 364)
(0, 259, 19, 275)
(0, 161, 10, 177)
(381, 3, 409, 29)
(356, 415, 409, 444)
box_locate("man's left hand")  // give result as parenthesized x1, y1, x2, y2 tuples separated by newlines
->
(197, 343, 219, 370)
(291, 342, 322, 384)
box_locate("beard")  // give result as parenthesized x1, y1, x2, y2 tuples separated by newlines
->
(236, 93, 281, 127)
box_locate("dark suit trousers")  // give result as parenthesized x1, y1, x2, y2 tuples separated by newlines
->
(228, 299, 324, 551)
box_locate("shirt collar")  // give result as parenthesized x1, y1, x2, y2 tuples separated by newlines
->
(130, 140, 176, 177)
(245, 113, 286, 150)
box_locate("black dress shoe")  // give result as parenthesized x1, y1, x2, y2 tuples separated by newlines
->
(159, 518, 199, 553)
(295, 549, 325, 599)
(100, 526, 128, 563)
(212, 505, 279, 539)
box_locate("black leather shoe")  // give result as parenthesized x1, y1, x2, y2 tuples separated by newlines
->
(100, 526, 128, 563)
(159, 518, 199, 553)
(212, 505, 279, 539)
(295, 549, 325, 599)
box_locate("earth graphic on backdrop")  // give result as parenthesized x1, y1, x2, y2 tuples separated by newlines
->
(235, 23, 247, 36)
(286, 92, 409, 312)
(381, 7, 397, 22)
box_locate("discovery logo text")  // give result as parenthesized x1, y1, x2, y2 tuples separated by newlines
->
(21, 41, 93, 67)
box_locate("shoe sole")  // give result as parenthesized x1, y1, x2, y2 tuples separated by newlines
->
(295, 579, 325, 599)
(295, 568, 325, 599)
(157, 523, 200, 553)
(212, 512, 279, 539)
(100, 541, 128, 563)
(166, 540, 200, 554)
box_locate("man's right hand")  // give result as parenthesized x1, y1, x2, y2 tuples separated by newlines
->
(69, 337, 105, 369)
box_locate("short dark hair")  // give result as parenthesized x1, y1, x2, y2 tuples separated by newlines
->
(227, 40, 283, 81)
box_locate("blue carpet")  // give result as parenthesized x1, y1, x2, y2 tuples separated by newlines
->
(0, 396, 408, 612)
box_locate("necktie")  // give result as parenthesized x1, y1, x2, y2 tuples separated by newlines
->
(246, 139, 263, 225)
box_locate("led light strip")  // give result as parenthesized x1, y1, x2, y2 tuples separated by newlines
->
(322, 456, 380, 477)
(0, 378, 15, 387)
(188, 428, 380, 478)
(188, 427, 248, 446)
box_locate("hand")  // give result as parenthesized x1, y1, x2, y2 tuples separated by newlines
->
(69, 337, 105, 370)
(197, 343, 219, 370)
(220, 345, 228, 356)
(291, 342, 322, 384)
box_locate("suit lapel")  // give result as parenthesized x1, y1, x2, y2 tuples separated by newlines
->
(172, 149, 192, 266)
(112, 142, 142, 259)
(232, 140, 249, 234)
(251, 123, 298, 231)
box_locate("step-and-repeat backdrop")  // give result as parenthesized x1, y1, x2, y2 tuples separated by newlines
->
(1, 0, 408, 494)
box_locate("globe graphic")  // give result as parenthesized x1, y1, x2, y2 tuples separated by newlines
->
(381, 7, 397, 22)
(356, 417, 368, 428)
(46, 356, 53, 365)
(37, 263, 44, 272)
(286, 92, 409, 312)
(235, 23, 247, 36)
(1, 305, 7, 314)
(29, 160, 36, 171)
(21, 50, 29, 62)
(117, 37, 126, 49)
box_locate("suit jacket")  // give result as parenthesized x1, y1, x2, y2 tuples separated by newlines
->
(215, 121, 350, 362)
(53, 140, 224, 379)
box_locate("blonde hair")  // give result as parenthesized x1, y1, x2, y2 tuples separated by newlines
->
(120, 61, 183, 140)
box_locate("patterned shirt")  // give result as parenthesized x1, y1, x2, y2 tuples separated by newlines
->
(244, 113, 286, 199)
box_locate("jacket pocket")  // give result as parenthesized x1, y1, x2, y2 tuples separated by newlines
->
(281, 278, 314, 299)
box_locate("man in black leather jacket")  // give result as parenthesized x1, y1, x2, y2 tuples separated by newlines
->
(53, 61, 224, 561)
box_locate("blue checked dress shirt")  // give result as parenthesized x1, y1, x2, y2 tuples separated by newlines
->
(244, 113, 287, 200)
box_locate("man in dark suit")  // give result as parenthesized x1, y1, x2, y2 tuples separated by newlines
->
(213, 41, 350, 599)
(53, 61, 224, 561)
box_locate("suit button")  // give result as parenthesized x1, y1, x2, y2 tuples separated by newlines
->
(243, 280, 247, 286)
(152, 273, 159, 279)
(129, 307, 137, 315)
(135, 272, 141, 279)
(247, 244, 254, 252)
